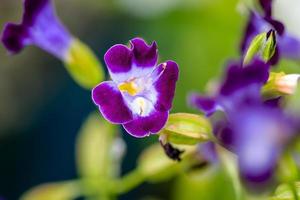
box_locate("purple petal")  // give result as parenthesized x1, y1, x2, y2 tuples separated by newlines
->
(259, 0, 273, 17)
(1, 0, 71, 59)
(104, 44, 132, 74)
(263, 97, 282, 108)
(23, 0, 50, 25)
(212, 119, 234, 151)
(189, 93, 217, 116)
(104, 38, 160, 82)
(198, 142, 218, 163)
(123, 110, 168, 138)
(278, 34, 300, 60)
(232, 106, 292, 183)
(240, 12, 267, 54)
(237, 124, 279, 183)
(220, 59, 269, 96)
(265, 18, 285, 35)
(92, 81, 133, 124)
(268, 45, 280, 65)
(1, 23, 28, 53)
(153, 61, 179, 111)
(130, 37, 158, 68)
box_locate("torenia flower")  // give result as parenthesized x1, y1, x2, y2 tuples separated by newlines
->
(190, 59, 295, 184)
(2, 0, 71, 59)
(1, 0, 104, 89)
(241, 0, 300, 64)
(92, 38, 179, 138)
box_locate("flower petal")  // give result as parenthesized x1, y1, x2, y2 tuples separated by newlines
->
(1, 23, 28, 53)
(1, 0, 71, 59)
(259, 0, 272, 17)
(232, 106, 292, 183)
(240, 12, 267, 54)
(220, 59, 269, 96)
(278, 34, 300, 60)
(189, 93, 218, 116)
(92, 81, 133, 124)
(123, 110, 168, 138)
(23, 0, 50, 25)
(153, 61, 179, 111)
(104, 44, 133, 76)
(130, 37, 158, 68)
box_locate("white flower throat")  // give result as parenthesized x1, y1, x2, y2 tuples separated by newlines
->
(118, 76, 153, 116)
(117, 63, 166, 117)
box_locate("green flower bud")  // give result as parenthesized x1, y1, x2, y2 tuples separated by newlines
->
(243, 30, 276, 65)
(159, 113, 213, 145)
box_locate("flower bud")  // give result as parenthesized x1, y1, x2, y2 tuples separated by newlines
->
(275, 74, 300, 95)
(159, 113, 213, 145)
(243, 30, 276, 65)
(263, 72, 300, 95)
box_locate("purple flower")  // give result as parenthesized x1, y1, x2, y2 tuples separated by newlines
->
(1, 0, 72, 59)
(241, 0, 300, 63)
(92, 38, 179, 138)
(189, 59, 294, 183)
(190, 59, 270, 117)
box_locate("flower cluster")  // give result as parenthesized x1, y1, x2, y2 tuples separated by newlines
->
(190, 0, 300, 185)
(2, 0, 300, 196)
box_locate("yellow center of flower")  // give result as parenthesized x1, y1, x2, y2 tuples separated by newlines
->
(118, 80, 139, 96)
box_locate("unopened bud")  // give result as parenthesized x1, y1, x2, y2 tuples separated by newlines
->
(275, 74, 300, 95)
(263, 72, 300, 95)
(159, 113, 212, 145)
(243, 30, 276, 65)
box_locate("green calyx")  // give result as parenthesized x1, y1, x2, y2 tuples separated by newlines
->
(64, 38, 104, 89)
(158, 113, 213, 145)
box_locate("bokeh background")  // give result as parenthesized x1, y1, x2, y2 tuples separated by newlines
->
(0, 0, 299, 199)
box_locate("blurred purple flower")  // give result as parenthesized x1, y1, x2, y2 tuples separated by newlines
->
(189, 59, 294, 183)
(1, 0, 72, 59)
(92, 38, 179, 138)
(241, 0, 300, 64)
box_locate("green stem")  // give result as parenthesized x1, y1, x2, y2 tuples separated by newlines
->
(112, 169, 146, 194)
(77, 169, 146, 199)
(289, 182, 299, 200)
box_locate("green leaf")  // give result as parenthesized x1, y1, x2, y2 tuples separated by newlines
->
(20, 181, 80, 200)
(64, 38, 104, 89)
(76, 113, 125, 193)
(159, 113, 213, 145)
